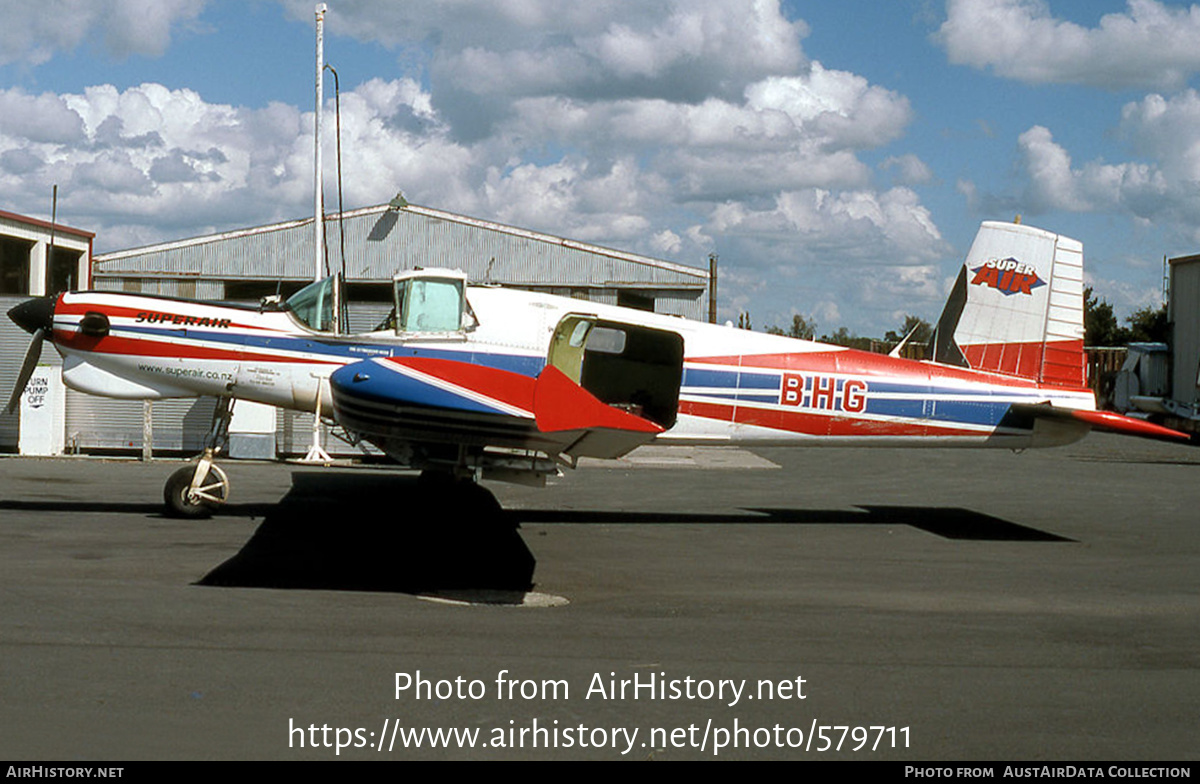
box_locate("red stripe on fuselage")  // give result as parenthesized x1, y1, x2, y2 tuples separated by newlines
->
(678, 399, 987, 438)
(53, 330, 334, 364)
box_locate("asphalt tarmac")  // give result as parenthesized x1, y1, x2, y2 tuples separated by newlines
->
(0, 434, 1196, 761)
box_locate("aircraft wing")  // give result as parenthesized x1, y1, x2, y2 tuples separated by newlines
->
(329, 356, 663, 461)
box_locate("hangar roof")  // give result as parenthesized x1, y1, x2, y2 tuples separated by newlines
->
(93, 202, 707, 289)
(0, 208, 94, 241)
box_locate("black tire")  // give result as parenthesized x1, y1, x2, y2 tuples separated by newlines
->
(164, 466, 219, 519)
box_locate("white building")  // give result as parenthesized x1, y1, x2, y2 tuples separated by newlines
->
(0, 210, 93, 451)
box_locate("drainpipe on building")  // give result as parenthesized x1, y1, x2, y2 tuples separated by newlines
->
(708, 252, 718, 324)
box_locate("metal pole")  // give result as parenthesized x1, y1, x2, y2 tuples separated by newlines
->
(48, 185, 57, 293)
(708, 253, 718, 324)
(304, 4, 334, 465)
(313, 3, 326, 286)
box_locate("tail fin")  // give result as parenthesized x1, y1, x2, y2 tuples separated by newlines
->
(931, 221, 1085, 388)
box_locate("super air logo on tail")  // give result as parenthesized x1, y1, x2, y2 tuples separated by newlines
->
(969, 257, 1046, 296)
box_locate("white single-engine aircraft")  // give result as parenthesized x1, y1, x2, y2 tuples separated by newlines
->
(5, 220, 1186, 517)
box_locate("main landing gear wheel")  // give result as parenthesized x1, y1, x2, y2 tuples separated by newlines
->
(164, 463, 230, 519)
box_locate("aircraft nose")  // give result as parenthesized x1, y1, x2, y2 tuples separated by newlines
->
(8, 295, 56, 335)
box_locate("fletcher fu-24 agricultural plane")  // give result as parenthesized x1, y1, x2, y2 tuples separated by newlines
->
(5, 219, 1186, 516)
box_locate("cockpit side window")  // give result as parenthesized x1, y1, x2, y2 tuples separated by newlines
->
(393, 276, 465, 333)
(284, 276, 336, 332)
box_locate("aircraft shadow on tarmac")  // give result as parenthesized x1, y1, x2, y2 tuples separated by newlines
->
(1, 473, 1070, 598)
(199, 473, 1068, 597)
(508, 506, 1074, 542)
(0, 493, 1072, 545)
(0, 500, 277, 516)
(197, 473, 536, 596)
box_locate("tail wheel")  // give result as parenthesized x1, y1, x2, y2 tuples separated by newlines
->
(164, 464, 230, 519)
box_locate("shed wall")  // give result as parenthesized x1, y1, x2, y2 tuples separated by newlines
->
(1170, 257, 1200, 406)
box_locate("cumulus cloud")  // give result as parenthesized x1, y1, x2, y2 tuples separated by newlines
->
(1115, 90, 1200, 233)
(710, 188, 943, 259)
(746, 66, 911, 150)
(1119, 89, 1200, 177)
(0, 0, 206, 65)
(281, 0, 809, 140)
(286, 0, 807, 102)
(495, 61, 911, 200)
(882, 154, 934, 186)
(1016, 125, 1169, 219)
(937, 0, 1200, 90)
(0, 78, 472, 247)
(0, 90, 87, 144)
(961, 91, 1200, 250)
(478, 156, 656, 243)
(705, 187, 951, 333)
(651, 229, 683, 255)
(0, 148, 43, 175)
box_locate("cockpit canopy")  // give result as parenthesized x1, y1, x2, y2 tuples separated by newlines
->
(285, 269, 473, 336)
(284, 275, 339, 332)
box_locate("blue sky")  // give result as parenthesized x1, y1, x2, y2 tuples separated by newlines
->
(1, 0, 1198, 336)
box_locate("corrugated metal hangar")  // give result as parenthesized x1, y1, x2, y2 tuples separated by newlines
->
(2, 200, 711, 457)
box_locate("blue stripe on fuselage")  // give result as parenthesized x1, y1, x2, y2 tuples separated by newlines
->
(681, 363, 1061, 428)
(112, 324, 546, 376)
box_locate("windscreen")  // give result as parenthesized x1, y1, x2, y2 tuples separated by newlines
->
(285, 276, 336, 332)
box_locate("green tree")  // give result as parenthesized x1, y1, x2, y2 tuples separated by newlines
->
(882, 315, 932, 359)
(1084, 287, 1125, 346)
(819, 326, 874, 351)
(1125, 302, 1169, 343)
(1084, 287, 1170, 346)
(767, 313, 816, 340)
(883, 315, 932, 345)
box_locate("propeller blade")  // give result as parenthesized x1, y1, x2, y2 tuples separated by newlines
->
(4, 329, 45, 416)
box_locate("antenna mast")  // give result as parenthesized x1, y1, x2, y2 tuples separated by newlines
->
(304, 3, 335, 464)
(313, 3, 326, 285)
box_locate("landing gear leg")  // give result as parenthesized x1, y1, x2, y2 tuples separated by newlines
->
(163, 396, 234, 518)
(416, 445, 481, 489)
(416, 446, 504, 522)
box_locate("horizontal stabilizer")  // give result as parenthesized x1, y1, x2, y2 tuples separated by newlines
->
(1008, 402, 1189, 442)
(1066, 409, 1190, 442)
